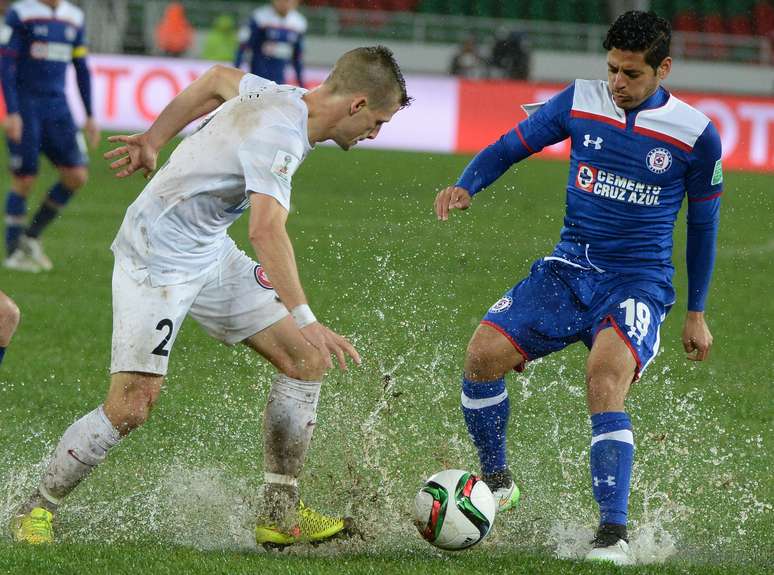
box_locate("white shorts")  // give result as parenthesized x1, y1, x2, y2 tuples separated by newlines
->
(111, 243, 288, 375)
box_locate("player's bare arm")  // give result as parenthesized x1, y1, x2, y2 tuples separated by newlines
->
(434, 185, 472, 221)
(682, 311, 713, 361)
(248, 192, 360, 370)
(249, 193, 307, 310)
(104, 65, 246, 178)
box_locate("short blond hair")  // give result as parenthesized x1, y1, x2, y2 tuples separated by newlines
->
(324, 46, 412, 110)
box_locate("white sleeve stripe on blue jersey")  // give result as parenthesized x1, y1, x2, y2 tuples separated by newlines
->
(635, 96, 710, 151)
(571, 79, 626, 126)
(633, 125, 693, 152)
(570, 79, 710, 152)
(570, 109, 625, 128)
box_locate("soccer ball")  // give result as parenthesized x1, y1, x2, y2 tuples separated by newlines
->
(413, 469, 496, 551)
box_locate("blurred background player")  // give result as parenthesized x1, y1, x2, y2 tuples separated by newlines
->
(10, 47, 411, 547)
(434, 11, 721, 566)
(235, 0, 306, 86)
(449, 36, 489, 79)
(1, 0, 99, 273)
(0, 289, 20, 365)
(490, 28, 530, 80)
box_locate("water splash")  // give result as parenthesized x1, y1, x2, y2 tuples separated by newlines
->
(0, 252, 770, 568)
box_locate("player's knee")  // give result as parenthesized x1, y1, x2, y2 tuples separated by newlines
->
(106, 376, 162, 433)
(0, 294, 21, 341)
(585, 367, 630, 411)
(586, 370, 615, 393)
(464, 337, 511, 381)
(465, 346, 495, 380)
(281, 349, 327, 381)
(12, 176, 36, 196)
(61, 168, 88, 191)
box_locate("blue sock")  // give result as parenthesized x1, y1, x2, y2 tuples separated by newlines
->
(0, 347, 5, 365)
(590, 411, 634, 526)
(5, 191, 27, 255)
(27, 183, 74, 239)
(47, 182, 75, 207)
(461, 376, 510, 475)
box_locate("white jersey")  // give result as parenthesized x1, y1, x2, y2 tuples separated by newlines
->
(112, 74, 312, 287)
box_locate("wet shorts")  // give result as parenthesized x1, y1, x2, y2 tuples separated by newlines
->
(111, 242, 288, 375)
(7, 95, 86, 175)
(481, 257, 675, 377)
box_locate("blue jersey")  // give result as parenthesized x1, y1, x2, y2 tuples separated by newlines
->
(234, 5, 306, 86)
(0, 0, 89, 112)
(457, 80, 722, 311)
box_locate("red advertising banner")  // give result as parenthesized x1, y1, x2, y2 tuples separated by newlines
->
(0, 54, 458, 153)
(1, 54, 771, 172)
(456, 79, 774, 173)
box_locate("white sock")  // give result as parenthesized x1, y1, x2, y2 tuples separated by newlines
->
(263, 374, 321, 482)
(39, 405, 121, 504)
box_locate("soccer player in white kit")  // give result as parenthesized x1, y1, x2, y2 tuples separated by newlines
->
(10, 46, 411, 547)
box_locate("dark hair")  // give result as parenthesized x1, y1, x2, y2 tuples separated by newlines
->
(603, 11, 671, 71)
(326, 45, 413, 109)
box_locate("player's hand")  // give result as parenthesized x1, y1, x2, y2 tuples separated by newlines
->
(300, 322, 361, 371)
(83, 117, 100, 149)
(682, 311, 713, 361)
(103, 133, 159, 179)
(434, 186, 472, 221)
(3, 113, 22, 143)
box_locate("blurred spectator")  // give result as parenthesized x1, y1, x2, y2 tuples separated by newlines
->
(202, 14, 239, 62)
(235, 0, 307, 86)
(155, 2, 193, 57)
(85, 0, 131, 55)
(449, 37, 489, 79)
(491, 30, 530, 80)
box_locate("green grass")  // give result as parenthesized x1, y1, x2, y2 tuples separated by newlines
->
(0, 140, 772, 574)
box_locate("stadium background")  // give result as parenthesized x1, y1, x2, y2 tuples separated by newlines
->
(1, 0, 773, 171)
(0, 1, 772, 574)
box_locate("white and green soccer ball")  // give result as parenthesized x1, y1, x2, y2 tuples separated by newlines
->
(413, 469, 496, 551)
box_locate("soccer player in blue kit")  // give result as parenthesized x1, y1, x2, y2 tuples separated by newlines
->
(234, 0, 306, 87)
(1, 0, 98, 272)
(434, 11, 721, 565)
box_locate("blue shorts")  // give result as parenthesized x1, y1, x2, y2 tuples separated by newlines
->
(481, 257, 675, 377)
(7, 95, 86, 176)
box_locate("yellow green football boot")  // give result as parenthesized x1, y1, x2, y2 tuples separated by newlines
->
(10, 507, 54, 544)
(483, 469, 521, 513)
(493, 481, 521, 513)
(255, 501, 351, 549)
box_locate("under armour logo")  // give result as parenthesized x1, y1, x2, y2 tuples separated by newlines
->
(593, 475, 616, 487)
(583, 134, 603, 149)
